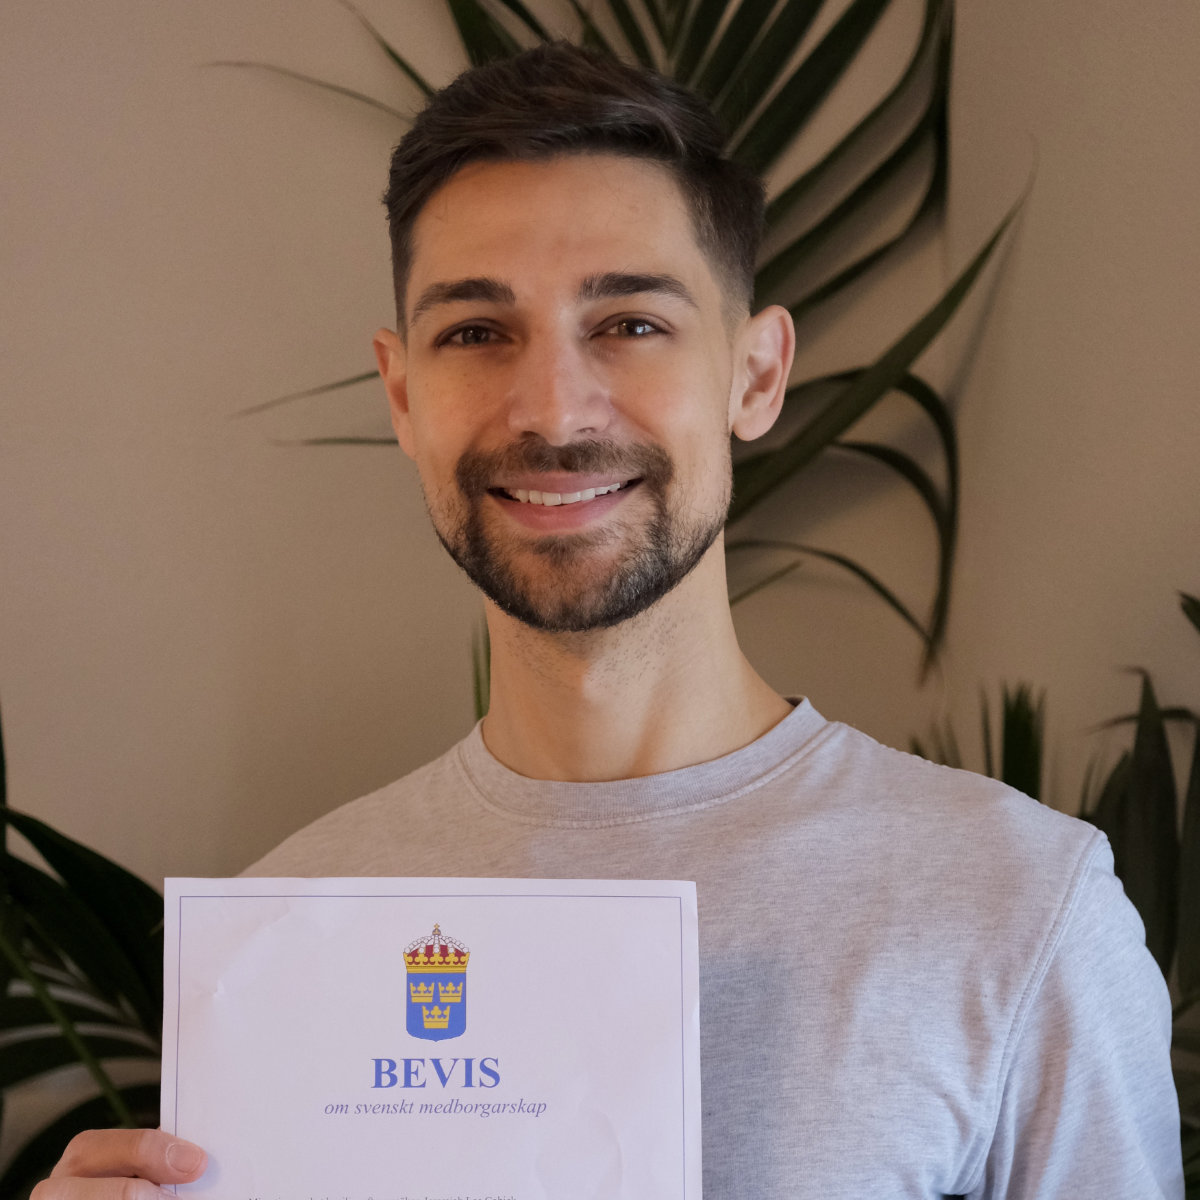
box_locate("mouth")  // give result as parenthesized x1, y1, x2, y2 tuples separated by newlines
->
(492, 480, 636, 507)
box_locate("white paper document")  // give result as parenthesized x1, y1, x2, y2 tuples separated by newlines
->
(163, 877, 701, 1200)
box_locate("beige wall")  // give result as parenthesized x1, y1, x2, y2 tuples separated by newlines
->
(944, 0, 1200, 803)
(2, 0, 1198, 1166)
(2, 0, 1197, 889)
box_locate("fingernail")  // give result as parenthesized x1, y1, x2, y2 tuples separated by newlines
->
(166, 1140, 205, 1174)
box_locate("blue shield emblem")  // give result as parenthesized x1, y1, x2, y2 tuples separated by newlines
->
(404, 924, 469, 1042)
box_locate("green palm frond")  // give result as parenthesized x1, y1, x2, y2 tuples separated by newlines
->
(0, 701, 163, 1191)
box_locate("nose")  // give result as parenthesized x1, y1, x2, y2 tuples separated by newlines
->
(503, 334, 613, 445)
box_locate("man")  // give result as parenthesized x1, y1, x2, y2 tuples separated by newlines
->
(41, 42, 1180, 1199)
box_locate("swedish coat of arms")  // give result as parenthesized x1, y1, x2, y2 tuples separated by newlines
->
(404, 923, 469, 1042)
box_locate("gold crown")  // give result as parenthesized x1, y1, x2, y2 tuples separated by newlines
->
(405, 923, 470, 974)
(410, 981, 436, 1004)
(422, 1005, 452, 1030)
(437, 981, 463, 1003)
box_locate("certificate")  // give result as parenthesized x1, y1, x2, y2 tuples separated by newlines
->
(162, 877, 701, 1199)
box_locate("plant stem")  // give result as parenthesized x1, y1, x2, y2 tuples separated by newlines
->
(0, 920, 136, 1127)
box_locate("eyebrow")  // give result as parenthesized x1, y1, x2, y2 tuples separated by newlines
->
(410, 277, 516, 326)
(409, 270, 699, 327)
(577, 272, 699, 309)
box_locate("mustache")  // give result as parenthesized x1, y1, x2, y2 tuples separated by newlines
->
(455, 438, 674, 498)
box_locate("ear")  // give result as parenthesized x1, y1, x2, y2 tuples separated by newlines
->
(728, 305, 794, 442)
(373, 327, 416, 460)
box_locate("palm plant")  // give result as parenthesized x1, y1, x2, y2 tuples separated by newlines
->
(1086, 595, 1200, 1197)
(0, 707, 163, 1196)
(911, 681, 1046, 800)
(230, 0, 1018, 675)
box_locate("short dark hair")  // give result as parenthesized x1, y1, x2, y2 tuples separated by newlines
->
(383, 41, 764, 321)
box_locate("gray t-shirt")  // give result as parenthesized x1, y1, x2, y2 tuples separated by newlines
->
(251, 699, 1182, 1198)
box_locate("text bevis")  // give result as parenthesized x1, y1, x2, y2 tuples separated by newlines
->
(372, 1057, 501, 1089)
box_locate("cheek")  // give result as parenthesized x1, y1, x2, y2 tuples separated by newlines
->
(405, 417, 464, 506)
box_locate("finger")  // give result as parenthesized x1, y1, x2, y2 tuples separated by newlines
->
(33, 1176, 171, 1200)
(48, 1129, 207, 1182)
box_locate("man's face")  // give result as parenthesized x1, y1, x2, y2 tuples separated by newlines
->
(381, 154, 753, 633)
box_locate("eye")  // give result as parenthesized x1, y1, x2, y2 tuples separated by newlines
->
(437, 323, 501, 347)
(605, 317, 661, 338)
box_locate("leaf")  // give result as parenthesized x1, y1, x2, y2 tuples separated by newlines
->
(726, 552, 806, 607)
(1183, 591, 1200, 638)
(763, 0, 946, 227)
(205, 62, 408, 121)
(781, 167, 937, 324)
(759, 8, 952, 314)
(233, 371, 379, 419)
(980, 688, 994, 780)
(638, 0, 671, 49)
(2, 808, 162, 1015)
(1181, 1065, 1200, 1129)
(740, 370, 957, 670)
(1179, 722, 1200, 999)
(909, 717, 962, 770)
(1176, 1000, 1200, 1056)
(334, 0, 435, 96)
(934, 719, 963, 771)
(1086, 751, 1130, 836)
(471, 617, 491, 721)
(1183, 1131, 1200, 1199)
(729, 0, 893, 174)
(1091, 705, 1197, 733)
(491, 0, 553, 42)
(0, 1084, 160, 1200)
(287, 437, 397, 447)
(600, 0, 657, 68)
(696, 0, 813, 107)
(561, 0, 622, 60)
(0, 854, 156, 1032)
(835, 440, 948, 537)
(726, 539, 932, 651)
(1000, 683, 1044, 800)
(0, 1031, 155, 1090)
(660, 0, 690, 53)
(728, 198, 1019, 522)
(0, 898, 21, 997)
(447, 0, 523, 67)
(832, 435, 954, 670)
(1111, 676, 1179, 977)
(715, 0, 826, 135)
(755, 85, 940, 304)
(0, 916, 143, 1126)
(897, 376, 958, 671)
(0, 993, 129, 1031)
(672, 0, 737, 84)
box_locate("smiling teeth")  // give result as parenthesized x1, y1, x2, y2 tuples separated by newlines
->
(510, 482, 625, 506)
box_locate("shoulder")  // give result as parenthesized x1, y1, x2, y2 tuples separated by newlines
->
(244, 735, 473, 877)
(808, 726, 1180, 1191)
(800, 716, 1101, 882)
(973, 824, 1180, 1195)
(790, 718, 1125, 995)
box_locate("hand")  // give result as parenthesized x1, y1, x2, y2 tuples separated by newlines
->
(33, 1129, 207, 1199)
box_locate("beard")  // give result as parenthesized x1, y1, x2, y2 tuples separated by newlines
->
(429, 437, 728, 633)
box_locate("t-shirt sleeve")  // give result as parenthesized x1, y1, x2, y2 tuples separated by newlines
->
(969, 834, 1183, 1198)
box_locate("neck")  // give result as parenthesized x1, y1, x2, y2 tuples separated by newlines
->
(480, 545, 791, 781)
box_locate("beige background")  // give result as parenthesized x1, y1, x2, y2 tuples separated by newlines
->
(2, 0, 1198, 881)
(2, 0, 1200, 1167)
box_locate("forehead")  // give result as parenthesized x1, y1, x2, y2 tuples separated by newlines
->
(404, 154, 722, 314)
